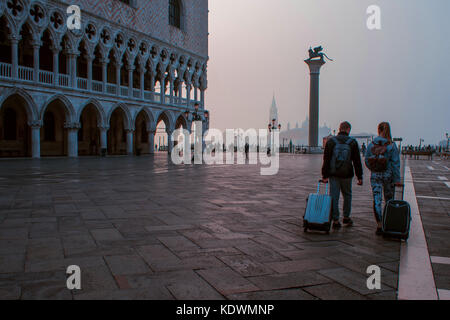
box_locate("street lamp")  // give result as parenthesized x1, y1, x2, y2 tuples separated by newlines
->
(446, 133, 449, 152)
(268, 120, 281, 155)
(184, 103, 209, 162)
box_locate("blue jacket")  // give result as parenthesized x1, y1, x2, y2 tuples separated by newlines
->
(365, 136, 401, 183)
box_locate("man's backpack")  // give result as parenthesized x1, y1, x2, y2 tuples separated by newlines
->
(330, 137, 353, 177)
(368, 142, 389, 172)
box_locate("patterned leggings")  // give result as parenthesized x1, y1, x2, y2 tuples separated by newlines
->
(370, 172, 394, 222)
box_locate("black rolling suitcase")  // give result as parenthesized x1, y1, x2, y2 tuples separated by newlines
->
(382, 183, 411, 241)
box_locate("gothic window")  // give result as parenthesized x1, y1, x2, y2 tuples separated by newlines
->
(44, 111, 55, 141)
(0, 17, 11, 64)
(169, 0, 182, 29)
(4, 108, 17, 140)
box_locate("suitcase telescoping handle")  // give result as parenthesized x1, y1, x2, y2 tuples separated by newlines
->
(394, 182, 405, 201)
(317, 180, 329, 195)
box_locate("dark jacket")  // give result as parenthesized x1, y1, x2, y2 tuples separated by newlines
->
(322, 132, 363, 180)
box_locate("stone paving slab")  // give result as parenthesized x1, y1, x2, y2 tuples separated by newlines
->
(0, 154, 410, 299)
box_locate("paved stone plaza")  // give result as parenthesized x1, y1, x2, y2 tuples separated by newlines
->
(408, 159, 450, 296)
(0, 154, 448, 300)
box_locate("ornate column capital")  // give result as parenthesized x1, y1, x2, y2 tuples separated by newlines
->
(64, 122, 81, 130)
(9, 34, 20, 44)
(100, 58, 110, 66)
(98, 125, 110, 131)
(304, 58, 326, 74)
(51, 45, 61, 54)
(28, 120, 42, 128)
(85, 53, 95, 62)
(126, 63, 135, 72)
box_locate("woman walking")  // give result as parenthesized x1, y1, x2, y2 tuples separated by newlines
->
(365, 122, 401, 235)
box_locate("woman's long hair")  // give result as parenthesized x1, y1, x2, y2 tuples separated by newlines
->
(378, 122, 392, 143)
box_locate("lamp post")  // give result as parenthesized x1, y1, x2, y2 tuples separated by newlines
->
(184, 103, 209, 162)
(268, 119, 281, 156)
(446, 133, 449, 152)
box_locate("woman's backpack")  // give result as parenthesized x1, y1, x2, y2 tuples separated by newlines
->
(368, 142, 389, 172)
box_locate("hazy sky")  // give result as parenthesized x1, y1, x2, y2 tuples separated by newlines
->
(206, 0, 450, 145)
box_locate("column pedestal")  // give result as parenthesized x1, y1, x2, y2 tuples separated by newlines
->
(304, 59, 326, 148)
(67, 128, 79, 157)
(166, 130, 174, 154)
(100, 127, 108, 156)
(126, 130, 134, 155)
(148, 131, 155, 154)
(29, 122, 41, 158)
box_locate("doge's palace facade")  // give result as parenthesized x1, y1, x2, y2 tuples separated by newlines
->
(0, 0, 209, 158)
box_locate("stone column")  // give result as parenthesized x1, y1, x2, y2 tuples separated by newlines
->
(139, 65, 145, 99)
(304, 59, 326, 149)
(10, 38, 18, 79)
(32, 42, 40, 83)
(148, 130, 156, 154)
(127, 63, 134, 99)
(52, 47, 59, 86)
(169, 79, 174, 104)
(116, 63, 121, 95)
(200, 89, 205, 108)
(150, 75, 155, 101)
(160, 78, 165, 104)
(99, 126, 108, 156)
(186, 83, 192, 107)
(101, 58, 108, 93)
(178, 82, 183, 105)
(166, 129, 173, 154)
(29, 121, 41, 158)
(194, 86, 198, 102)
(86, 54, 93, 91)
(126, 129, 134, 155)
(66, 123, 80, 157)
(68, 53, 77, 88)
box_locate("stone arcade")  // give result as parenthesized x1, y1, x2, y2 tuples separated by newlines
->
(0, 0, 209, 158)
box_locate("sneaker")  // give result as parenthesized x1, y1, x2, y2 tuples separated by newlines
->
(332, 221, 342, 229)
(343, 218, 354, 227)
(376, 228, 383, 236)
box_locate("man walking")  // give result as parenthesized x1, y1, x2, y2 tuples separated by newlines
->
(322, 121, 363, 229)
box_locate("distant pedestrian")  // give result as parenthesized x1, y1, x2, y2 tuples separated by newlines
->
(322, 121, 363, 229)
(361, 143, 367, 156)
(245, 142, 249, 160)
(365, 122, 401, 235)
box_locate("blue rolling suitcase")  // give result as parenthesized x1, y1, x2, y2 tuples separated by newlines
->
(303, 181, 332, 234)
